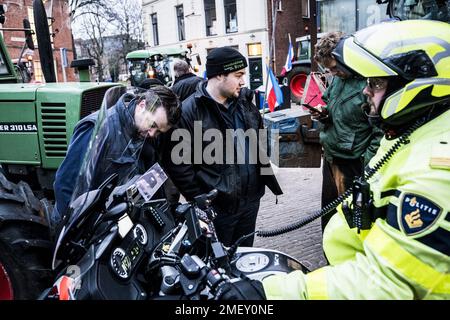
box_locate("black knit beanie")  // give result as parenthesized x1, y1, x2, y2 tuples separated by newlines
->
(206, 46, 248, 78)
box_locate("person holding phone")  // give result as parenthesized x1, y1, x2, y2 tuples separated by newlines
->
(217, 20, 450, 300)
(311, 32, 383, 229)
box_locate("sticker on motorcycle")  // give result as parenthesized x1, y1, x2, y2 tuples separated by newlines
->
(136, 163, 168, 202)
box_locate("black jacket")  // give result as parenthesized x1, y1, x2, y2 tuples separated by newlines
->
(164, 82, 282, 213)
(171, 73, 204, 101)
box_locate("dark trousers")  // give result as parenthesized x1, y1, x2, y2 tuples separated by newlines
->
(213, 198, 261, 247)
(163, 178, 181, 209)
(321, 157, 363, 231)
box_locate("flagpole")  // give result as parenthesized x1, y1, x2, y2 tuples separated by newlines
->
(262, 0, 280, 118)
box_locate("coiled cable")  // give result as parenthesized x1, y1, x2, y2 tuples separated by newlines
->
(255, 118, 426, 238)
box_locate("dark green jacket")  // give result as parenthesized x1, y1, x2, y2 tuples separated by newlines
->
(320, 76, 383, 165)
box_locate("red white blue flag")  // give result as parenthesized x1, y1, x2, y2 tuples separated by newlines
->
(280, 34, 294, 76)
(266, 65, 284, 112)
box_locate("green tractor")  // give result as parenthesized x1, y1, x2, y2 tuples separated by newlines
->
(0, 0, 120, 299)
(379, 0, 449, 21)
(126, 46, 201, 87)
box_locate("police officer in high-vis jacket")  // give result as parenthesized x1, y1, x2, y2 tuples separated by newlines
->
(215, 20, 450, 300)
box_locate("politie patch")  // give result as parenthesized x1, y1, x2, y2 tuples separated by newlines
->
(398, 193, 443, 236)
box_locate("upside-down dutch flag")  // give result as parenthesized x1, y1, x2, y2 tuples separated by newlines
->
(266, 66, 283, 112)
(280, 34, 294, 77)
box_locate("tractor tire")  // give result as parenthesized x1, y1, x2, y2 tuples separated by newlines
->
(0, 216, 53, 300)
(287, 65, 310, 104)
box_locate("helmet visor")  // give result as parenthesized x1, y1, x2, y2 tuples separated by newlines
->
(333, 37, 398, 78)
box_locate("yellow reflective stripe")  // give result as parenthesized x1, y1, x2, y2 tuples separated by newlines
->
(393, 85, 430, 115)
(382, 81, 447, 119)
(382, 90, 403, 119)
(366, 224, 450, 294)
(387, 42, 447, 61)
(441, 220, 450, 232)
(262, 271, 308, 300)
(432, 84, 450, 97)
(306, 268, 328, 300)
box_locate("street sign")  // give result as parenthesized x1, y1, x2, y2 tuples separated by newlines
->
(60, 47, 67, 82)
(60, 47, 68, 68)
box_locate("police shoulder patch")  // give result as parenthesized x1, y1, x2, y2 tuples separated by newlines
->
(398, 193, 443, 236)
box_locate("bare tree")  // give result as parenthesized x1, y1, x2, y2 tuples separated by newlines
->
(68, 0, 106, 22)
(77, 3, 112, 81)
(70, 0, 144, 81)
(105, 0, 145, 67)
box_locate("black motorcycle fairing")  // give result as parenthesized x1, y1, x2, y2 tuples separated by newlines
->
(52, 174, 120, 270)
(72, 198, 175, 300)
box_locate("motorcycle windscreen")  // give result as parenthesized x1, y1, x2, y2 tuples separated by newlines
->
(53, 86, 162, 268)
(68, 86, 162, 219)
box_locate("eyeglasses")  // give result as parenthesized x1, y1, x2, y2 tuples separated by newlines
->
(366, 78, 388, 91)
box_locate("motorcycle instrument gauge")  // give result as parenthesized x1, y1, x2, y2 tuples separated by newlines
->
(133, 224, 148, 245)
(110, 247, 131, 279)
(235, 253, 270, 273)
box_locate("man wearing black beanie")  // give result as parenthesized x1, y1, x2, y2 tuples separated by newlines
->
(163, 46, 282, 247)
(205, 46, 248, 79)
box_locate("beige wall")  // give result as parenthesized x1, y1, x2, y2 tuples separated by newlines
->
(142, 0, 270, 86)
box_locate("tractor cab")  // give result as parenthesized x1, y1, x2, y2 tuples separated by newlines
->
(0, 32, 19, 83)
(380, 0, 449, 22)
(126, 46, 202, 87)
(126, 47, 190, 87)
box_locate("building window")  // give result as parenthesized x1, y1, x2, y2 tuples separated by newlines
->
(151, 13, 159, 46)
(204, 0, 217, 36)
(276, 0, 283, 12)
(317, 0, 388, 33)
(28, 6, 54, 47)
(33, 60, 44, 82)
(247, 43, 262, 57)
(358, 0, 388, 29)
(224, 0, 238, 33)
(302, 0, 309, 17)
(318, 0, 355, 34)
(176, 5, 185, 41)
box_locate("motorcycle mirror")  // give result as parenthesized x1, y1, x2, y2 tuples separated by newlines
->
(0, 4, 7, 25)
(23, 19, 35, 50)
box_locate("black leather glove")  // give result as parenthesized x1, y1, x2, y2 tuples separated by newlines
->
(214, 278, 266, 300)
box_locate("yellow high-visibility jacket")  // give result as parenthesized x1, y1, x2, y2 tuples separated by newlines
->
(263, 109, 450, 299)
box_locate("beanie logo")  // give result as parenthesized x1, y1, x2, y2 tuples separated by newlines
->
(223, 60, 246, 72)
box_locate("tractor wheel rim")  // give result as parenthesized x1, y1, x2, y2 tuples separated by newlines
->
(290, 73, 307, 98)
(0, 261, 14, 300)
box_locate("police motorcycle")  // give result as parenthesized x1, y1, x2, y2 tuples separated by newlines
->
(40, 88, 306, 300)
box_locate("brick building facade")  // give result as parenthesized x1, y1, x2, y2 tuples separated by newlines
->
(267, 0, 313, 75)
(1, 0, 76, 82)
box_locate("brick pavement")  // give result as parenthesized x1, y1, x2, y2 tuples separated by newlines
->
(254, 166, 328, 271)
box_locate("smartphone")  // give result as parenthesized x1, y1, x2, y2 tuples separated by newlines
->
(302, 103, 327, 117)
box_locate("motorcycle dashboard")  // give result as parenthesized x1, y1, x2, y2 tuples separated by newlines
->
(110, 223, 147, 280)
